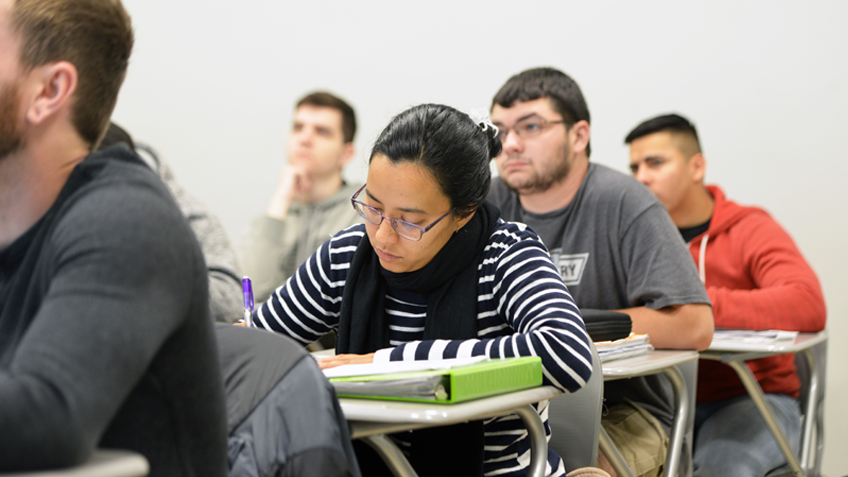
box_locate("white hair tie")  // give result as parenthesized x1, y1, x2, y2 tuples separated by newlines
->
(466, 107, 499, 138)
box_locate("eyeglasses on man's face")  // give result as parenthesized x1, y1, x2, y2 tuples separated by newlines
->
(495, 115, 566, 142)
(350, 184, 454, 242)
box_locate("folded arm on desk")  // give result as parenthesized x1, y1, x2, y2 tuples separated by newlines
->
(619, 303, 714, 351)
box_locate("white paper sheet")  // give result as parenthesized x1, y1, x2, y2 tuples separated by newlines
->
(711, 329, 798, 344)
(321, 356, 489, 379)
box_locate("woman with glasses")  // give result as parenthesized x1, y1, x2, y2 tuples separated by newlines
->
(248, 103, 593, 477)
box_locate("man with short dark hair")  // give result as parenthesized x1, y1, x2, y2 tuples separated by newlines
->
(241, 91, 361, 303)
(626, 113, 826, 477)
(488, 67, 713, 477)
(0, 0, 227, 474)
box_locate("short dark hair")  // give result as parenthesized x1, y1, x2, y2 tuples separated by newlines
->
(370, 104, 502, 218)
(492, 67, 592, 157)
(12, 0, 134, 149)
(296, 91, 357, 143)
(624, 113, 701, 155)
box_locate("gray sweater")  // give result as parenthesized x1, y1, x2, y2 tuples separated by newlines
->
(0, 147, 228, 475)
(138, 144, 243, 324)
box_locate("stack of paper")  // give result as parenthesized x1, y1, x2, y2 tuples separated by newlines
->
(711, 329, 798, 345)
(595, 333, 653, 363)
(322, 356, 488, 379)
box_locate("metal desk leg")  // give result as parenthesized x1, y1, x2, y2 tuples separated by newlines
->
(662, 366, 689, 477)
(361, 434, 419, 477)
(598, 366, 688, 477)
(360, 404, 547, 477)
(513, 404, 551, 477)
(599, 425, 636, 477)
(726, 360, 804, 477)
(799, 348, 820, 474)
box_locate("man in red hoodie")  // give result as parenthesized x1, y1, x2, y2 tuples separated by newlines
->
(625, 113, 826, 477)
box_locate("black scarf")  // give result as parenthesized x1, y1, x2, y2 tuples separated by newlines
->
(338, 201, 500, 477)
(337, 201, 500, 354)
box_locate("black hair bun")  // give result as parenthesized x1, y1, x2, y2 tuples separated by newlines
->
(485, 126, 503, 159)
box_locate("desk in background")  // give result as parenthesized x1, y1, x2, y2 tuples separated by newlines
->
(700, 331, 827, 477)
(600, 350, 700, 477)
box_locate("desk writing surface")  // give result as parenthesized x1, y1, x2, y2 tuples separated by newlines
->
(600, 349, 699, 380)
(318, 351, 557, 424)
(0, 450, 149, 477)
(704, 330, 827, 354)
(339, 385, 560, 425)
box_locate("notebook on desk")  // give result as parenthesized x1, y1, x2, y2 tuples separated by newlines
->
(595, 333, 653, 363)
(326, 356, 543, 404)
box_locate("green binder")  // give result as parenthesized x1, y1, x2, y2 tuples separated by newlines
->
(329, 356, 542, 403)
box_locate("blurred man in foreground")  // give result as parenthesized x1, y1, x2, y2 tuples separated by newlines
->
(0, 0, 227, 474)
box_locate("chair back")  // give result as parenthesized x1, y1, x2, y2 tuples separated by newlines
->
(548, 340, 603, 470)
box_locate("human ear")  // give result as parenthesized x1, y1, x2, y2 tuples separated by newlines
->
(690, 153, 707, 183)
(570, 120, 591, 156)
(339, 142, 355, 167)
(26, 61, 78, 125)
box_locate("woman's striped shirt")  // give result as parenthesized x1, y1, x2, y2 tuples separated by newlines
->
(254, 221, 593, 477)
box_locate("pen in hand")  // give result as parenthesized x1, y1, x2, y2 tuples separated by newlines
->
(242, 276, 255, 328)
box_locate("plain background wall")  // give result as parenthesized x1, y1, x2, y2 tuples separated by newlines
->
(113, 1, 847, 474)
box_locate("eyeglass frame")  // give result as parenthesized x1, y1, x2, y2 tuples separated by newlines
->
(350, 184, 455, 242)
(494, 115, 567, 142)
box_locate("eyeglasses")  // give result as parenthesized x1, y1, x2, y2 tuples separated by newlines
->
(496, 116, 566, 142)
(350, 184, 454, 241)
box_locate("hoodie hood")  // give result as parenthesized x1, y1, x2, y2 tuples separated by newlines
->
(702, 185, 770, 238)
(690, 185, 771, 284)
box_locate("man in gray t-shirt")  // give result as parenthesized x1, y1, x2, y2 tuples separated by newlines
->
(490, 163, 707, 314)
(488, 67, 713, 477)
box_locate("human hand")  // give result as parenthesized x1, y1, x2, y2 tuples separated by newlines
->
(317, 353, 376, 370)
(266, 165, 312, 219)
(233, 320, 248, 327)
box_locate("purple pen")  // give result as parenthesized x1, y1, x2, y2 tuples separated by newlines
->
(242, 276, 254, 327)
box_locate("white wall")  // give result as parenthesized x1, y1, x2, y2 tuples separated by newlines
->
(114, 1, 848, 474)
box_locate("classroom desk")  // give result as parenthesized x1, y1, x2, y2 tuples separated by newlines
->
(0, 450, 149, 477)
(600, 350, 700, 477)
(339, 385, 562, 477)
(699, 331, 827, 477)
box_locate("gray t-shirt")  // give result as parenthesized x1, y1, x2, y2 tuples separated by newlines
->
(488, 162, 710, 427)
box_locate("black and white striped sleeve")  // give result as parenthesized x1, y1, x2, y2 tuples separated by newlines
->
(251, 226, 363, 345)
